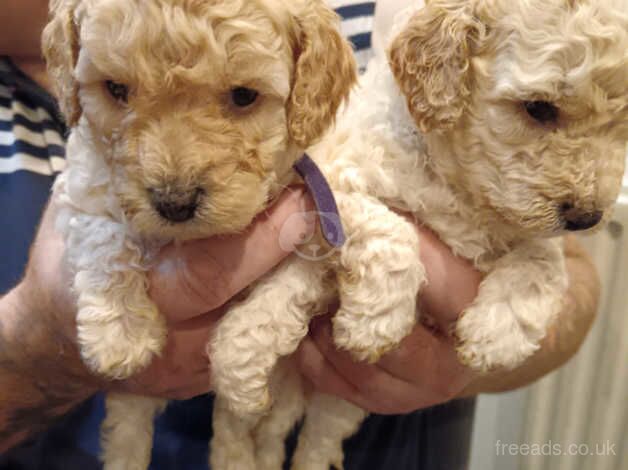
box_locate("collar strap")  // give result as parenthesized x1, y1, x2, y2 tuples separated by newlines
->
(293, 153, 346, 248)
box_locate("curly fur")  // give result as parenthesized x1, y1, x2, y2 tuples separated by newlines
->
(42, 0, 355, 468)
(209, 1, 628, 469)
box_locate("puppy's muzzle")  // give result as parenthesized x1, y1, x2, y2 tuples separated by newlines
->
(149, 187, 204, 223)
(561, 204, 603, 231)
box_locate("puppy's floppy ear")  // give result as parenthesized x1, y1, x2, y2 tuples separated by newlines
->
(389, 0, 485, 132)
(41, 0, 82, 127)
(287, 0, 357, 148)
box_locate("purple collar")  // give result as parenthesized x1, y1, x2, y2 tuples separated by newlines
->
(293, 154, 346, 248)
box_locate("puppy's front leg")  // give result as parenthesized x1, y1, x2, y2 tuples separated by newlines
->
(210, 395, 259, 470)
(456, 238, 567, 372)
(253, 359, 307, 470)
(101, 393, 167, 470)
(64, 212, 166, 379)
(209, 256, 331, 416)
(291, 393, 367, 470)
(332, 193, 425, 363)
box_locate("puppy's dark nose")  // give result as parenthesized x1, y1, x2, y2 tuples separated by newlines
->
(150, 188, 203, 223)
(561, 204, 603, 231)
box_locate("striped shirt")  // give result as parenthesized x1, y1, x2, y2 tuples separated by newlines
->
(0, 60, 65, 175)
(333, 0, 376, 70)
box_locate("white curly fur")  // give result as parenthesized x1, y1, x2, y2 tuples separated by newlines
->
(209, 0, 628, 469)
(42, 0, 356, 469)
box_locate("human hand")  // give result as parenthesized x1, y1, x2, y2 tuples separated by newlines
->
(15, 187, 313, 401)
(297, 227, 482, 415)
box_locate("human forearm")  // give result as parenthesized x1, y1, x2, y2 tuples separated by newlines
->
(0, 285, 97, 453)
(299, 232, 601, 413)
(0, 189, 313, 451)
(462, 235, 599, 395)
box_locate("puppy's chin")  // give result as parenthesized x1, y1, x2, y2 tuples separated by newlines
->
(487, 205, 565, 240)
(515, 224, 565, 240)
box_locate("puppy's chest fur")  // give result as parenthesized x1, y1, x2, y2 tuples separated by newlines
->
(312, 63, 510, 272)
(54, 128, 166, 265)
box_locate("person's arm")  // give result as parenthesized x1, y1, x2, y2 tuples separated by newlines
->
(462, 235, 598, 395)
(0, 293, 86, 452)
(0, 287, 96, 452)
(298, 233, 599, 414)
(0, 190, 312, 453)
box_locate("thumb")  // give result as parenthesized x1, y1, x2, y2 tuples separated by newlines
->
(415, 226, 482, 329)
(149, 188, 315, 322)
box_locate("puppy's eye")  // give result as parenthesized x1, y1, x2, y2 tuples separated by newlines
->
(105, 80, 129, 103)
(231, 87, 258, 107)
(524, 101, 559, 124)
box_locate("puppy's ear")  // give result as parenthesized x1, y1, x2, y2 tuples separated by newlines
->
(41, 0, 82, 127)
(389, 0, 485, 132)
(288, 0, 357, 148)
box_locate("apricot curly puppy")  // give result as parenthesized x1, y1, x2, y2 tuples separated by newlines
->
(42, 0, 355, 469)
(209, 1, 628, 469)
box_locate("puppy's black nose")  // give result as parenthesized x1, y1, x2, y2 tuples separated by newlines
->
(150, 188, 203, 223)
(562, 205, 603, 231)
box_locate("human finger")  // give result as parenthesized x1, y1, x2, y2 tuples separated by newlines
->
(149, 188, 314, 322)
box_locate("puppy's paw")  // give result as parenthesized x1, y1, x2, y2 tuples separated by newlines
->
(78, 308, 166, 380)
(332, 309, 415, 363)
(454, 305, 539, 373)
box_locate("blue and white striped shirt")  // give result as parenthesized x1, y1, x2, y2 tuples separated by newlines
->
(332, 0, 376, 70)
(0, 61, 65, 175)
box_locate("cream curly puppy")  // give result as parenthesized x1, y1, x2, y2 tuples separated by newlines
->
(41, 0, 355, 469)
(210, 0, 628, 469)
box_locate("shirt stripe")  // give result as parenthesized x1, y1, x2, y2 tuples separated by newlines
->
(341, 15, 375, 38)
(0, 64, 66, 176)
(0, 113, 62, 134)
(0, 124, 65, 147)
(335, 2, 376, 19)
(0, 152, 65, 175)
(334, 1, 376, 69)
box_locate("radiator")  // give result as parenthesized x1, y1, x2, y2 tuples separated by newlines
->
(470, 173, 628, 470)
(522, 194, 628, 470)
